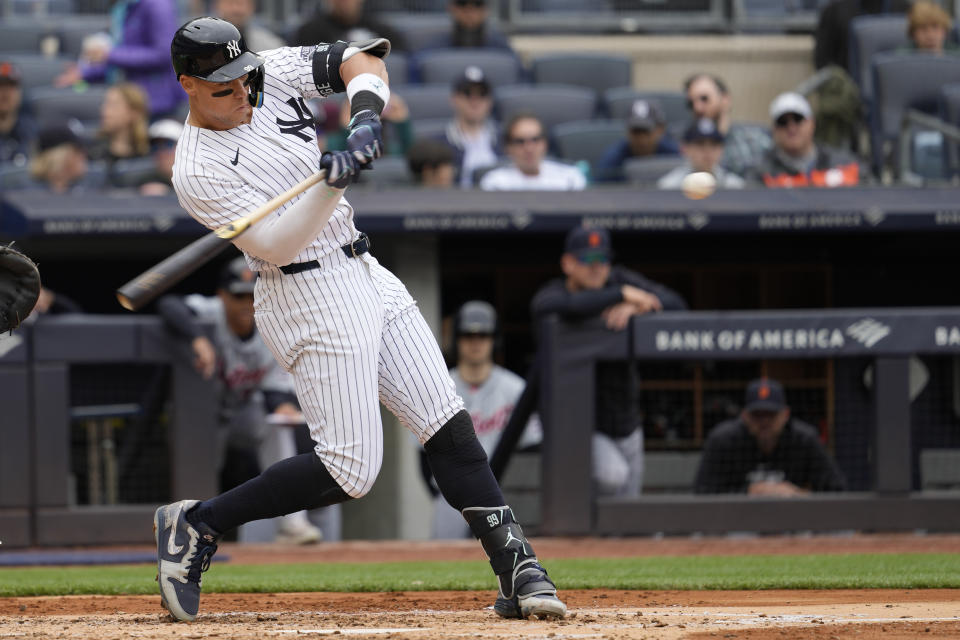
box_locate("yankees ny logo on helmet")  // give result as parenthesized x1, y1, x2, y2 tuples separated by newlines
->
(227, 40, 241, 58)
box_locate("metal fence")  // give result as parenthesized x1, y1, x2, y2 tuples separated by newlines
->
(0, 316, 218, 547)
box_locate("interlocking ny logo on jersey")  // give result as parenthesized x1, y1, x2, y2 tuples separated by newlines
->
(226, 40, 241, 58)
(277, 97, 315, 142)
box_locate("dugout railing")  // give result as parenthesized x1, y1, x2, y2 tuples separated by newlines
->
(0, 316, 218, 547)
(534, 308, 960, 536)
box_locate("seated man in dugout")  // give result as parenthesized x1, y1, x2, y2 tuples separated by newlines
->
(694, 377, 847, 496)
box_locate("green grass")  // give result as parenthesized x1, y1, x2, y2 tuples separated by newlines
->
(1, 554, 959, 597)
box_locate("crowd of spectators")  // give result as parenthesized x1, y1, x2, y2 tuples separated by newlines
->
(4, 0, 958, 195)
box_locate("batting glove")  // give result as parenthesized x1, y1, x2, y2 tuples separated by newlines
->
(346, 110, 383, 167)
(319, 150, 360, 189)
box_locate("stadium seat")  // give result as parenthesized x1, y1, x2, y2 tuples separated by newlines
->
(871, 52, 960, 174)
(494, 84, 596, 130)
(56, 16, 112, 57)
(603, 87, 688, 126)
(416, 48, 522, 88)
(384, 51, 409, 86)
(378, 11, 450, 51)
(356, 155, 413, 187)
(28, 85, 109, 129)
(0, 166, 32, 189)
(411, 117, 450, 140)
(109, 157, 157, 189)
(4, 54, 72, 92)
(0, 19, 56, 53)
(530, 53, 631, 95)
(400, 84, 454, 120)
(622, 155, 687, 187)
(848, 14, 908, 108)
(551, 119, 624, 176)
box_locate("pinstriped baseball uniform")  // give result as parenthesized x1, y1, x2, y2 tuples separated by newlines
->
(172, 45, 464, 498)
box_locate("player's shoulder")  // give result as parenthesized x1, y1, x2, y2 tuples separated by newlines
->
(489, 365, 524, 388)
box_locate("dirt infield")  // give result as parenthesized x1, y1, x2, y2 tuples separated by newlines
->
(2, 534, 959, 639)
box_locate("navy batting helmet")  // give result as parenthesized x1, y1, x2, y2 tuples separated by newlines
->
(171, 17, 265, 107)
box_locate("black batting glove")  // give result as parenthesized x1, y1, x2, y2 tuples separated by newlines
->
(346, 110, 383, 168)
(319, 150, 360, 189)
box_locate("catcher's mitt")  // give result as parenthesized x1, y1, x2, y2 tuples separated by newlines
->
(0, 243, 41, 333)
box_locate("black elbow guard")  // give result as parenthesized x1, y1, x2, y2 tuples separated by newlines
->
(312, 41, 349, 96)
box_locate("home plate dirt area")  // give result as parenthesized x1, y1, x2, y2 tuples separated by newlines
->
(2, 535, 960, 639)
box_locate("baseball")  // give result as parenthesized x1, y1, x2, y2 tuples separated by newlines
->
(681, 171, 717, 200)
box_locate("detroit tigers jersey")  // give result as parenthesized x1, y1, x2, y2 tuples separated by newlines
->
(449, 366, 542, 454)
(183, 294, 293, 411)
(172, 46, 355, 272)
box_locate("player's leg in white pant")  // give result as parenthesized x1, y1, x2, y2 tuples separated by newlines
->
(592, 431, 630, 495)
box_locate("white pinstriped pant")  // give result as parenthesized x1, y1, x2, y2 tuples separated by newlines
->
(254, 251, 463, 498)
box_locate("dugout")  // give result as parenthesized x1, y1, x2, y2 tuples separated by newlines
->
(3, 185, 960, 542)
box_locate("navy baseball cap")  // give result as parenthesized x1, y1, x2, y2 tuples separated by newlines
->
(744, 378, 787, 412)
(453, 65, 491, 94)
(683, 117, 725, 144)
(457, 300, 496, 335)
(564, 227, 612, 263)
(628, 99, 665, 131)
(219, 256, 256, 295)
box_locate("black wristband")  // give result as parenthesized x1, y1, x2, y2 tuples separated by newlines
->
(350, 90, 385, 119)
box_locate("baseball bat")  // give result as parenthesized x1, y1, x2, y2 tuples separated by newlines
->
(116, 169, 327, 312)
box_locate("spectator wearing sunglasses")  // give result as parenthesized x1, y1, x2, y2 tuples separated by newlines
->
(139, 119, 183, 196)
(683, 73, 771, 178)
(419, 0, 513, 52)
(657, 118, 745, 190)
(749, 92, 862, 188)
(479, 113, 586, 191)
(531, 227, 687, 498)
(440, 66, 500, 187)
(293, 0, 405, 51)
(594, 98, 679, 183)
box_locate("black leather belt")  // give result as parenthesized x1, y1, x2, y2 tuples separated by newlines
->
(279, 233, 371, 275)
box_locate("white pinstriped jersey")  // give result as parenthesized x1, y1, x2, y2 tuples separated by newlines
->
(170, 45, 465, 497)
(172, 46, 355, 272)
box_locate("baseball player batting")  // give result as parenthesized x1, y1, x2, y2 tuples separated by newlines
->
(153, 17, 565, 623)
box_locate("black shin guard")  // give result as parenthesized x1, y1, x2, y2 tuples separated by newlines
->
(423, 410, 504, 510)
(189, 452, 350, 534)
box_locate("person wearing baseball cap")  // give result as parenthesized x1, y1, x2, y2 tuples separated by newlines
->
(29, 122, 92, 194)
(595, 98, 680, 182)
(748, 91, 863, 188)
(442, 66, 499, 187)
(424, 300, 542, 538)
(531, 227, 688, 498)
(139, 119, 185, 195)
(694, 377, 847, 495)
(0, 61, 37, 169)
(156, 256, 328, 545)
(656, 117, 745, 190)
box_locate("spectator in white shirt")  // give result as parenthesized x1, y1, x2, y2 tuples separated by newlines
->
(480, 113, 586, 191)
(657, 118, 745, 190)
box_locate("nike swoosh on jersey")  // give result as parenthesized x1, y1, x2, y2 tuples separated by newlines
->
(231, 149, 240, 166)
(167, 503, 185, 555)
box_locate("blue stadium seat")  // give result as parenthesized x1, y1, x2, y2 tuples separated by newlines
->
(416, 49, 522, 88)
(871, 52, 960, 174)
(939, 83, 960, 177)
(603, 87, 688, 126)
(551, 119, 624, 176)
(411, 117, 450, 140)
(494, 84, 596, 130)
(28, 85, 109, 129)
(384, 51, 409, 86)
(848, 14, 908, 109)
(531, 53, 631, 95)
(400, 84, 454, 120)
(110, 156, 157, 189)
(622, 155, 687, 187)
(355, 155, 413, 187)
(379, 13, 452, 52)
(4, 54, 72, 92)
(0, 19, 55, 53)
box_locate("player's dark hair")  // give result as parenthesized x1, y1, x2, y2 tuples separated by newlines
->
(406, 138, 455, 180)
(502, 111, 544, 145)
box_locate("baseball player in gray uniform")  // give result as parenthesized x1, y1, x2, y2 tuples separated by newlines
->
(428, 301, 542, 538)
(157, 256, 326, 545)
(153, 17, 565, 623)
